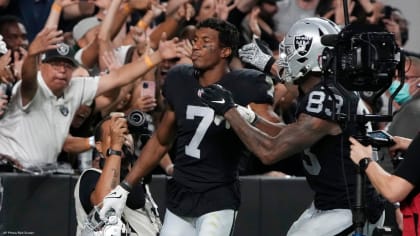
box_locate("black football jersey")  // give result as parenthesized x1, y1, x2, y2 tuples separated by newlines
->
(296, 82, 384, 221)
(163, 64, 273, 192)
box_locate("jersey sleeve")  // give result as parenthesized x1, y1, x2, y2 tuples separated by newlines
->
(79, 170, 100, 213)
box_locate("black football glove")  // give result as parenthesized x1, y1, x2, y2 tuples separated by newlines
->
(198, 84, 237, 115)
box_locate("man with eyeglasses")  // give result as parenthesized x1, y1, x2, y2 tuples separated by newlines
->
(387, 56, 420, 139)
(0, 27, 178, 172)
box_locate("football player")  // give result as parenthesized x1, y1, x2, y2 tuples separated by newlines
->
(99, 18, 280, 236)
(199, 17, 386, 236)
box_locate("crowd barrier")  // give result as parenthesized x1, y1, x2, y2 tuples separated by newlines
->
(0, 173, 399, 236)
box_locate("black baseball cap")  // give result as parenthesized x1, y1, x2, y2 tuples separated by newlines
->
(41, 43, 78, 67)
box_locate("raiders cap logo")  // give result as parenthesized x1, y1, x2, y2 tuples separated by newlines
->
(56, 43, 70, 56)
(294, 35, 312, 56)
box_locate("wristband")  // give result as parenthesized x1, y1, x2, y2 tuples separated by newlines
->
(52, 2, 62, 13)
(263, 57, 276, 74)
(136, 20, 148, 30)
(120, 180, 133, 192)
(165, 164, 174, 174)
(122, 3, 133, 14)
(359, 157, 373, 172)
(144, 54, 154, 69)
(236, 105, 258, 126)
(88, 136, 95, 149)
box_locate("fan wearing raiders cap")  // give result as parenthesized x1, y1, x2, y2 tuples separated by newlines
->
(199, 17, 386, 236)
(0, 26, 179, 171)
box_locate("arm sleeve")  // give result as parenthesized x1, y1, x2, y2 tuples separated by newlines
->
(79, 170, 101, 213)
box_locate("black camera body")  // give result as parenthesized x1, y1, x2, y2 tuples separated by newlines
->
(322, 23, 400, 92)
(126, 110, 150, 135)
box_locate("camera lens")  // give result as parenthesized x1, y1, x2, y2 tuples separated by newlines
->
(126, 110, 150, 135)
(128, 111, 145, 126)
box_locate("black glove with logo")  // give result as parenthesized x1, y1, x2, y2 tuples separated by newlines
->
(198, 84, 237, 115)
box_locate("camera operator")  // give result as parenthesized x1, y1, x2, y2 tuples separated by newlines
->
(74, 112, 161, 235)
(199, 17, 385, 235)
(349, 133, 420, 235)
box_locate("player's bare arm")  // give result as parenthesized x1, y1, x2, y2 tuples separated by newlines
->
(225, 110, 341, 164)
(249, 102, 283, 136)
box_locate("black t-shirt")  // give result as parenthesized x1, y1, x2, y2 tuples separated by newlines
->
(394, 133, 420, 202)
(78, 169, 145, 214)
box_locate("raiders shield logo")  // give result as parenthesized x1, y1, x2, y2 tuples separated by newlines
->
(56, 43, 70, 56)
(294, 35, 312, 56)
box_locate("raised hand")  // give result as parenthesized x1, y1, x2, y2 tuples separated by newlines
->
(128, 0, 153, 11)
(248, 7, 261, 38)
(0, 51, 14, 84)
(238, 38, 275, 73)
(157, 33, 179, 60)
(28, 27, 64, 56)
(198, 84, 237, 115)
(172, 2, 195, 22)
(151, 1, 167, 17)
(176, 39, 193, 64)
(12, 47, 27, 80)
(215, 0, 237, 21)
(55, 0, 81, 8)
(102, 50, 123, 72)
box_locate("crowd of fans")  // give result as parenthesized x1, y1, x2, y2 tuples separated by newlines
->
(0, 0, 416, 173)
(0, 0, 419, 235)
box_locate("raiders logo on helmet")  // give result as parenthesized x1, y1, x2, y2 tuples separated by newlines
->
(294, 35, 312, 56)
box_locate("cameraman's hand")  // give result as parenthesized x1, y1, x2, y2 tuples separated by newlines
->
(388, 136, 412, 157)
(238, 38, 275, 73)
(109, 113, 128, 150)
(99, 185, 129, 220)
(198, 84, 236, 115)
(349, 136, 373, 165)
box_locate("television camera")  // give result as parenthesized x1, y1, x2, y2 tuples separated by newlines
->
(319, 3, 404, 235)
(320, 21, 404, 147)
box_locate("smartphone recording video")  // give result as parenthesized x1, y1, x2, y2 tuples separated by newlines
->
(141, 81, 156, 98)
